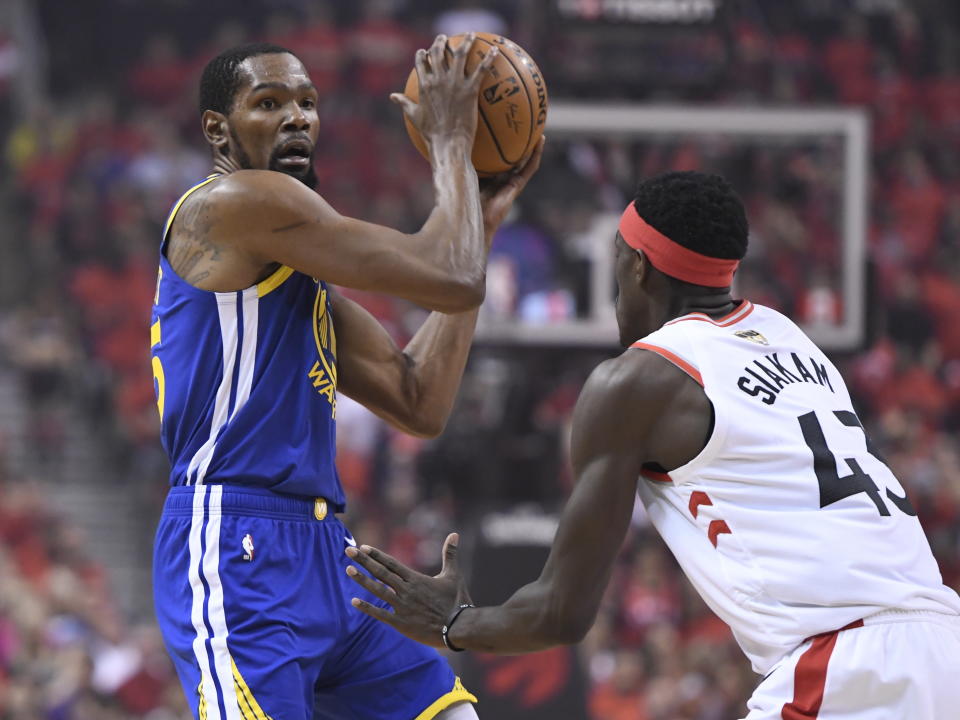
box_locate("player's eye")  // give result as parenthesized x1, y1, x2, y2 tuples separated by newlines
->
(300, 98, 315, 110)
(260, 98, 277, 110)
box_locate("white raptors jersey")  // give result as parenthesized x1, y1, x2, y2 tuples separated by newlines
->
(632, 300, 960, 674)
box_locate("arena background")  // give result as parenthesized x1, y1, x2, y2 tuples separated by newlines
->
(1, 0, 959, 718)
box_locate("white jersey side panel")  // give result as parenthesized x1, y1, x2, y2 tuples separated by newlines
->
(633, 301, 960, 674)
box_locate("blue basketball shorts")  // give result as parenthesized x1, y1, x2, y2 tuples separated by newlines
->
(153, 485, 476, 720)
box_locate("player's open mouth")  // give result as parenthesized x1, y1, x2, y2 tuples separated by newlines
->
(276, 140, 312, 168)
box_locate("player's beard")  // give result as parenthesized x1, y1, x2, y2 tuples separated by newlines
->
(229, 128, 317, 189)
(268, 148, 318, 189)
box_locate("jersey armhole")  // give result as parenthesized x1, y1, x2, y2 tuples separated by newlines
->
(158, 175, 295, 299)
(639, 399, 715, 486)
(161, 174, 223, 256)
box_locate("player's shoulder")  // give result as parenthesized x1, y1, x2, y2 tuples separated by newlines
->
(580, 349, 692, 416)
(187, 170, 334, 239)
(586, 350, 662, 388)
(167, 171, 265, 225)
(204, 169, 309, 207)
(570, 349, 699, 459)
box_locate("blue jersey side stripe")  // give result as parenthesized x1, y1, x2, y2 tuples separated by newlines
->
(188, 294, 239, 484)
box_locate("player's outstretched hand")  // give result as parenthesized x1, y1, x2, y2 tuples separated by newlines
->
(345, 533, 471, 649)
(480, 136, 545, 243)
(390, 33, 499, 148)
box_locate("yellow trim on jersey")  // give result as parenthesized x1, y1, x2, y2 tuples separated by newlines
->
(232, 658, 274, 720)
(153, 356, 166, 420)
(256, 265, 295, 297)
(151, 319, 161, 347)
(162, 174, 222, 241)
(329, 301, 337, 357)
(414, 677, 478, 720)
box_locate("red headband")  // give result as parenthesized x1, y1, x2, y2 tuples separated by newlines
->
(618, 204, 739, 288)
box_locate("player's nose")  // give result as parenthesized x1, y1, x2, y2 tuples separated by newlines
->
(282, 102, 310, 132)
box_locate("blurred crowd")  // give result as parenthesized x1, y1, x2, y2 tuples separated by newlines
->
(1, 0, 959, 718)
(0, 481, 187, 719)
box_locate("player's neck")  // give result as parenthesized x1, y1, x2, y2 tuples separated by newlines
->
(667, 291, 738, 322)
(212, 155, 243, 175)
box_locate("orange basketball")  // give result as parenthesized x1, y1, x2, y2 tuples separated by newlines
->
(402, 32, 548, 177)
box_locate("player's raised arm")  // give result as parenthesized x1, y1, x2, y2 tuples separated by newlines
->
(333, 142, 544, 438)
(344, 350, 704, 652)
(178, 35, 499, 313)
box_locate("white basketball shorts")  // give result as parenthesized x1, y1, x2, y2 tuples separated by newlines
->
(744, 609, 960, 719)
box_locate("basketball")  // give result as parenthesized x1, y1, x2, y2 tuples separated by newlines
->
(402, 32, 548, 177)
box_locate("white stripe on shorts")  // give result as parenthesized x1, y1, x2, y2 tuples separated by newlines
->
(188, 485, 221, 720)
(201, 485, 241, 720)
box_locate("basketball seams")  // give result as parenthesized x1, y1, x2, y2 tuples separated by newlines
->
(474, 36, 535, 163)
(456, 35, 536, 165)
(440, 39, 510, 169)
(476, 109, 510, 171)
(470, 37, 513, 168)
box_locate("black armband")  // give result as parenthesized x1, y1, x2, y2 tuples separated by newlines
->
(441, 603, 475, 652)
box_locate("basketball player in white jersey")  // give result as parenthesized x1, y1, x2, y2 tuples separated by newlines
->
(344, 171, 960, 718)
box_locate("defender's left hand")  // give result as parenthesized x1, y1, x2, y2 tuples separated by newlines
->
(345, 533, 471, 649)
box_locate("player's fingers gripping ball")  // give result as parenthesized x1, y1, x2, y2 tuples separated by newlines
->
(402, 32, 548, 177)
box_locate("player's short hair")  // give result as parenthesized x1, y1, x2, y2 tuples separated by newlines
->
(199, 43, 298, 116)
(632, 171, 749, 261)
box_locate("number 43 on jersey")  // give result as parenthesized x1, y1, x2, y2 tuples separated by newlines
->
(798, 410, 916, 517)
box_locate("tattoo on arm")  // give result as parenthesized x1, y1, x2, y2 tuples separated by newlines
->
(177, 250, 205, 280)
(168, 197, 222, 285)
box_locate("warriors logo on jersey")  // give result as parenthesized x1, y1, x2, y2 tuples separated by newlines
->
(308, 284, 337, 416)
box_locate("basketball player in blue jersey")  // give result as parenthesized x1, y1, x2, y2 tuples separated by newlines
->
(149, 37, 541, 720)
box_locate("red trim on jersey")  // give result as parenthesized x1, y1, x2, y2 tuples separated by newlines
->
(630, 342, 704, 387)
(688, 491, 712, 518)
(619, 204, 740, 287)
(707, 520, 731, 547)
(641, 469, 672, 483)
(665, 300, 755, 328)
(781, 620, 864, 719)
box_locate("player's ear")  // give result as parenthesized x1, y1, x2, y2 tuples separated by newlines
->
(202, 110, 230, 157)
(634, 248, 650, 283)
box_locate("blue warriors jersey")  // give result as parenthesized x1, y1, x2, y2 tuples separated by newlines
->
(150, 175, 345, 510)
(152, 175, 476, 720)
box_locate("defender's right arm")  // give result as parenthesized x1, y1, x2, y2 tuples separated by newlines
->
(343, 350, 713, 652)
